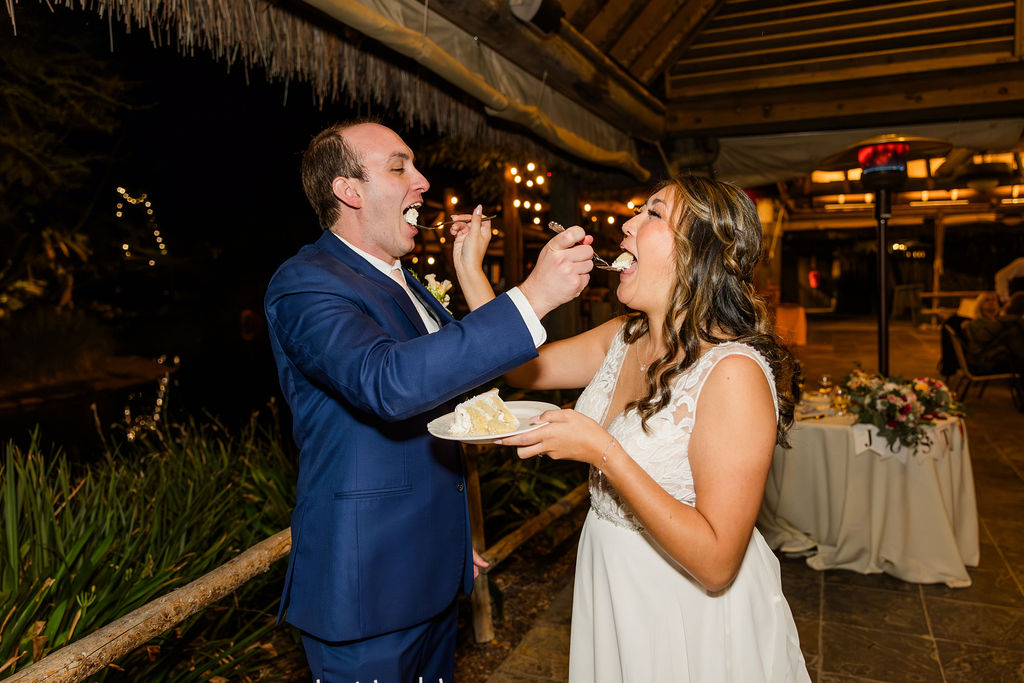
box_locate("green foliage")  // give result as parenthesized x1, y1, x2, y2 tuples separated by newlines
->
(0, 384, 582, 678)
(0, 415, 296, 680)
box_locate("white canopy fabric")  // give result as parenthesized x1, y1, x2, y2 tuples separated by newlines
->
(301, 0, 649, 180)
(716, 118, 1024, 188)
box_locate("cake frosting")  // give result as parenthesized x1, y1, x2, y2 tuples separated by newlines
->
(449, 389, 519, 436)
(610, 252, 634, 271)
(403, 207, 419, 226)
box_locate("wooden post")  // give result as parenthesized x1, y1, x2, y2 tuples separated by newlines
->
(463, 446, 494, 643)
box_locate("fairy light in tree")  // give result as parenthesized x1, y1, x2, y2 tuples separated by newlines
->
(114, 186, 167, 261)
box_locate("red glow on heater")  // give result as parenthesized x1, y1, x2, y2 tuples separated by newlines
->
(808, 270, 821, 289)
(857, 142, 910, 171)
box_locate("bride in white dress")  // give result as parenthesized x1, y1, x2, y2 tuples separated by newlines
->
(452, 177, 810, 682)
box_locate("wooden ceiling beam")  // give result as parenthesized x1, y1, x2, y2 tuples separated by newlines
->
(667, 42, 1011, 97)
(704, 0, 1008, 35)
(666, 62, 1024, 135)
(675, 18, 1010, 65)
(585, 0, 657, 53)
(567, 0, 606, 33)
(604, 0, 688, 66)
(425, 0, 665, 140)
(627, 0, 725, 85)
(688, 7, 1011, 56)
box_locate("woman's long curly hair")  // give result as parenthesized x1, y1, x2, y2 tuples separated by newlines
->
(622, 175, 796, 447)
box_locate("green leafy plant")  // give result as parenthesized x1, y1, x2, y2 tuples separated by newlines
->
(0, 413, 296, 680)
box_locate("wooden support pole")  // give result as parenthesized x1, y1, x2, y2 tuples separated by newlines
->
(463, 447, 494, 643)
(6, 529, 292, 683)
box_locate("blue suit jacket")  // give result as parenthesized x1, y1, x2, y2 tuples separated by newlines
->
(265, 231, 537, 641)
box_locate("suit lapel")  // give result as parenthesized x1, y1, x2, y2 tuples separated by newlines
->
(315, 231, 429, 335)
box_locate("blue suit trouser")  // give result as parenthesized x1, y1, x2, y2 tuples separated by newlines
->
(301, 599, 458, 683)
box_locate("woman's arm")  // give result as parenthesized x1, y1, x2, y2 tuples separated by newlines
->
(450, 206, 497, 311)
(499, 354, 777, 591)
(505, 315, 625, 390)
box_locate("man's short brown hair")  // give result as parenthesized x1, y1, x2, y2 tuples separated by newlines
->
(301, 119, 379, 229)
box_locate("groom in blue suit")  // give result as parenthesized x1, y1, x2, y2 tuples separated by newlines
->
(265, 120, 594, 682)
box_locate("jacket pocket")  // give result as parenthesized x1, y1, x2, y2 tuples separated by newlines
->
(333, 484, 412, 500)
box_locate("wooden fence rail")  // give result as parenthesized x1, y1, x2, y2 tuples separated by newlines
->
(4, 467, 589, 679)
(4, 530, 292, 683)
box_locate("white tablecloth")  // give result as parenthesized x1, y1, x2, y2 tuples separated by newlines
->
(757, 416, 980, 587)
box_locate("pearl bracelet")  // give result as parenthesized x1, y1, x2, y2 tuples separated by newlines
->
(599, 437, 617, 474)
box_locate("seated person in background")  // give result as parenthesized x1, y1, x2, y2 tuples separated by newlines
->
(961, 291, 1024, 374)
(1003, 291, 1024, 319)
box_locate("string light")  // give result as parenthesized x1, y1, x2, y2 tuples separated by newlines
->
(526, 180, 534, 188)
(535, 176, 544, 185)
(523, 201, 532, 210)
(584, 203, 592, 212)
(607, 216, 615, 224)
(427, 256, 436, 265)
(510, 167, 518, 176)
(514, 175, 522, 183)
(533, 216, 541, 224)
(513, 199, 522, 207)
(114, 186, 167, 262)
(450, 196, 459, 206)
(526, 162, 536, 172)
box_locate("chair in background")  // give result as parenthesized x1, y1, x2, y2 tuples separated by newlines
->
(891, 283, 924, 325)
(943, 322, 1017, 401)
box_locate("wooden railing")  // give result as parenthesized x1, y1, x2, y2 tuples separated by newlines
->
(4, 531, 291, 683)
(5, 463, 588, 679)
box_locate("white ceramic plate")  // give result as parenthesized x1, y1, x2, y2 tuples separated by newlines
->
(427, 400, 560, 444)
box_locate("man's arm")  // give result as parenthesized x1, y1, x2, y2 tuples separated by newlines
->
(267, 280, 537, 421)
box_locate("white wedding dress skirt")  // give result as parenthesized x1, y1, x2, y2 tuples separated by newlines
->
(569, 332, 810, 682)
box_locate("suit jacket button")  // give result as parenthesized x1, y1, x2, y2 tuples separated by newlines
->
(456, 481, 465, 492)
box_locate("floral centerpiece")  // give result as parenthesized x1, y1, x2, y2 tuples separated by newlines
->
(843, 369, 965, 450)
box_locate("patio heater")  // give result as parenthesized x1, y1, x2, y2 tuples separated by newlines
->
(821, 134, 951, 376)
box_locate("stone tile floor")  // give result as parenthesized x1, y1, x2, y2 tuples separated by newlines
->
(486, 316, 1024, 682)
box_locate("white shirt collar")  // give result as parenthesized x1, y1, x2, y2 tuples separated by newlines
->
(334, 233, 402, 276)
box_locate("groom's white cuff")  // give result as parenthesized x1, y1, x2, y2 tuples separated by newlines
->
(506, 287, 547, 348)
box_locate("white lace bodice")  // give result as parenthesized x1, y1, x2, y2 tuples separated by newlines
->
(575, 328, 779, 532)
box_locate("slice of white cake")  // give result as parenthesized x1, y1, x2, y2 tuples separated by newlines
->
(610, 252, 634, 271)
(403, 206, 420, 226)
(449, 389, 520, 436)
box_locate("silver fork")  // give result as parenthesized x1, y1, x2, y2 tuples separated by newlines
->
(414, 214, 496, 230)
(546, 221, 618, 270)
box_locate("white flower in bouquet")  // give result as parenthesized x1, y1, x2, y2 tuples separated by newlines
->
(424, 273, 453, 312)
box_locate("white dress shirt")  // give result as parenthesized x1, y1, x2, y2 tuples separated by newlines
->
(335, 234, 546, 346)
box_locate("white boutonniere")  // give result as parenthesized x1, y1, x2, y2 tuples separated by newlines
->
(412, 270, 453, 312)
